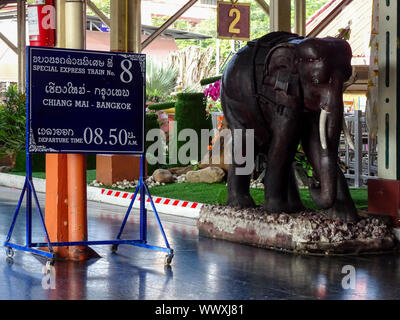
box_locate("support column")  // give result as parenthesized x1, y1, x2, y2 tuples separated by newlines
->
(45, 0, 69, 259)
(45, 154, 69, 258)
(294, 0, 306, 36)
(368, 0, 400, 227)
(46, 0, 97, 260)
(17, 0, 26, 92)
(65, 0, 95, 260)
(56, 0, 66, 48)
(269, 0, 291, 32)
(110, 0, 141, 52)
(96, 0, 143, 185)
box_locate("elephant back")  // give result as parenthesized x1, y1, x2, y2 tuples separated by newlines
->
(221, 32, 303, 147)
(248, 32, 303, 99)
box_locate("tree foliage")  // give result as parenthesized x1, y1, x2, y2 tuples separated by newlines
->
(0, 85, 26, 157)
(146, 59, 178, 102)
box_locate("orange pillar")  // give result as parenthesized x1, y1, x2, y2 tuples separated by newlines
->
(45, 0, 98, 260)
(67, 154, 89, 259)
(43, 1, 69, 259)
(45, 154, 69, 258)
(64, 0, 97, 260)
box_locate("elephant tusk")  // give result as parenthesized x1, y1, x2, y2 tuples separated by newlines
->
(342, 118, 355, 151)
(319, 109, 329, 150)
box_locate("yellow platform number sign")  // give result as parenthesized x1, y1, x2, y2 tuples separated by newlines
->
(217, 1, 251, 41)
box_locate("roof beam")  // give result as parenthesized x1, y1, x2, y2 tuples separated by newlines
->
(0, 31, 17, 54)
(254, 0, 270, 15)
(307, 0, 353, 37)
(141, 0, 198, 51)
(86, 0, 110, 28)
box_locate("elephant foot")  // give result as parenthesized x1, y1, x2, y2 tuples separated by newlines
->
(286, 200, 306, 213)
(325, 200, 359, 223)
(263, 199, 300, 214)
(227, 193, 256, 209)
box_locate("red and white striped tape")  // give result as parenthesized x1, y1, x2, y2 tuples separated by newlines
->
(97, 188, 202, 219)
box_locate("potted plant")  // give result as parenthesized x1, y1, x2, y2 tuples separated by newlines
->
(203, 78, 223, 130)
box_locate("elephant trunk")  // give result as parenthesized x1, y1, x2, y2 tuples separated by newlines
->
(311, 73, 344, 209)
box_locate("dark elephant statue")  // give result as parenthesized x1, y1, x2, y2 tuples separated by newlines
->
(221, 31, 358, 222)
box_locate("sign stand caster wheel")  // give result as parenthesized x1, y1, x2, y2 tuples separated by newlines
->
(5, 247, 14, 258)
(111, 244, 118, 253)
(164, 253, 174, 266)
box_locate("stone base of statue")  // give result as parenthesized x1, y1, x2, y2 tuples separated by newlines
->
(198, 205, 397, 255)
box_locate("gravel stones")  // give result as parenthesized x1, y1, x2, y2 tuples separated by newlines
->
(90, 173, 187, 189)
(198, 205, 397, 254)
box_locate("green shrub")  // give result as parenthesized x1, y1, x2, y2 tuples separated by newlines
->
(13, 153, 96, 173)
(0, 85, 26, 157)
(86, 154, 96, 170)
(14, 151, 45, 172)
(147, 101, 176, 111)
(200, 75, 222, 86)
(174, 93, 212, 165)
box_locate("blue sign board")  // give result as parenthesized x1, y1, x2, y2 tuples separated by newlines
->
(27, 46, 145, 154)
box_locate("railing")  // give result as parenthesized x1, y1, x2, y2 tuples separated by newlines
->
(209, 110, 377, 188)
(340, 110, 378, 188)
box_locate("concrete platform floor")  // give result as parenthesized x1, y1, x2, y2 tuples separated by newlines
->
(0, 186, 399, 300)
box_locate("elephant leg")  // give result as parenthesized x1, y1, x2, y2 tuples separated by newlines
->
(287, 165, 306, 212)
(327, 166, 358, 222)
(227, 164, 255, 208)
(226, 128, 256, 208)
(264, 120, 301, 213)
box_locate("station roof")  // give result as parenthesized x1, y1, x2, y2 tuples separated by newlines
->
(0, 6, 212, 41)
(306, 0, 372, 66)
(86, 15, 211, 40)
(306, 0, 372, 92)
(142, 24, 211, 40)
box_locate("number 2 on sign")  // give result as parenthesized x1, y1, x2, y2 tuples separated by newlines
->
(229, 8, 241, 34)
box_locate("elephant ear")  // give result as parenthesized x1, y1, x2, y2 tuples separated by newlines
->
(263, 44, 300, 97)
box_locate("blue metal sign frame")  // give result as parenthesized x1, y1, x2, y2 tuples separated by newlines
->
(3, 47, 174, 267)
